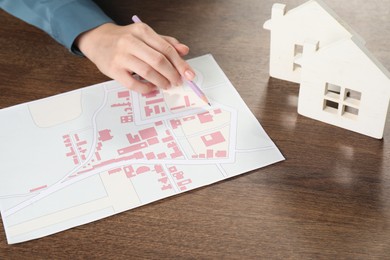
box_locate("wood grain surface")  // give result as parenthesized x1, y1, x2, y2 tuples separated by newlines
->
(1, 0, 390, 259)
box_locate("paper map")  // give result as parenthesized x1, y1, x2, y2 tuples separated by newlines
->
(0, 54, 284, 244)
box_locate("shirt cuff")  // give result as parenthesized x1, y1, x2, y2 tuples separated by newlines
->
(51, 0, 114, 55)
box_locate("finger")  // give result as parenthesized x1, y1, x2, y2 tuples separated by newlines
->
(129, 36, 183, 86)
(161, 35, 190, 56)
(116, 70, 157, 94)
(133, 24, 196, 81)
(174, 43, 190, 56)
(146, 36, 195, 81)
(161, 35, 180, 45)
(124, 54, 171, 90)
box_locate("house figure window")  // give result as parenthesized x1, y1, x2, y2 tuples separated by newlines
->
(323, 83, 361, 120)
(293, 44, 303, 71)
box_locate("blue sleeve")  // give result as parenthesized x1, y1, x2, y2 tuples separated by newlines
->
(0, 0, 114, 54)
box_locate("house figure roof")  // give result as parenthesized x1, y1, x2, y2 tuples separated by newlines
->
(264, 0, 364, 47)
(263, 0, 365, 84)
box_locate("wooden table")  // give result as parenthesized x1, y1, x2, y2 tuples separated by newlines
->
(1, 0, 390, 258)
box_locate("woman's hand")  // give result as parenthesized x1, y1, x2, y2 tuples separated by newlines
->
(75, 22, 195, 93)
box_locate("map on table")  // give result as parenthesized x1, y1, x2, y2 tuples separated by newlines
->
(0, 54, 284, 244)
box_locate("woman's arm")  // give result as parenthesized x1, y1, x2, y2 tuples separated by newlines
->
(0, 0, 114, 54)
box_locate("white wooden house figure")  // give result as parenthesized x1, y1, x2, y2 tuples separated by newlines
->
(263, 0, 364, 84)
(263, 0, 390, 138)
(294, 37, 390, 139)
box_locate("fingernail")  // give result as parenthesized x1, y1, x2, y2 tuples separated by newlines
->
(184, 70, 195, 80)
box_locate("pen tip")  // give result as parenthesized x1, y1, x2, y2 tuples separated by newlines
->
(208, 103, 211, 106)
